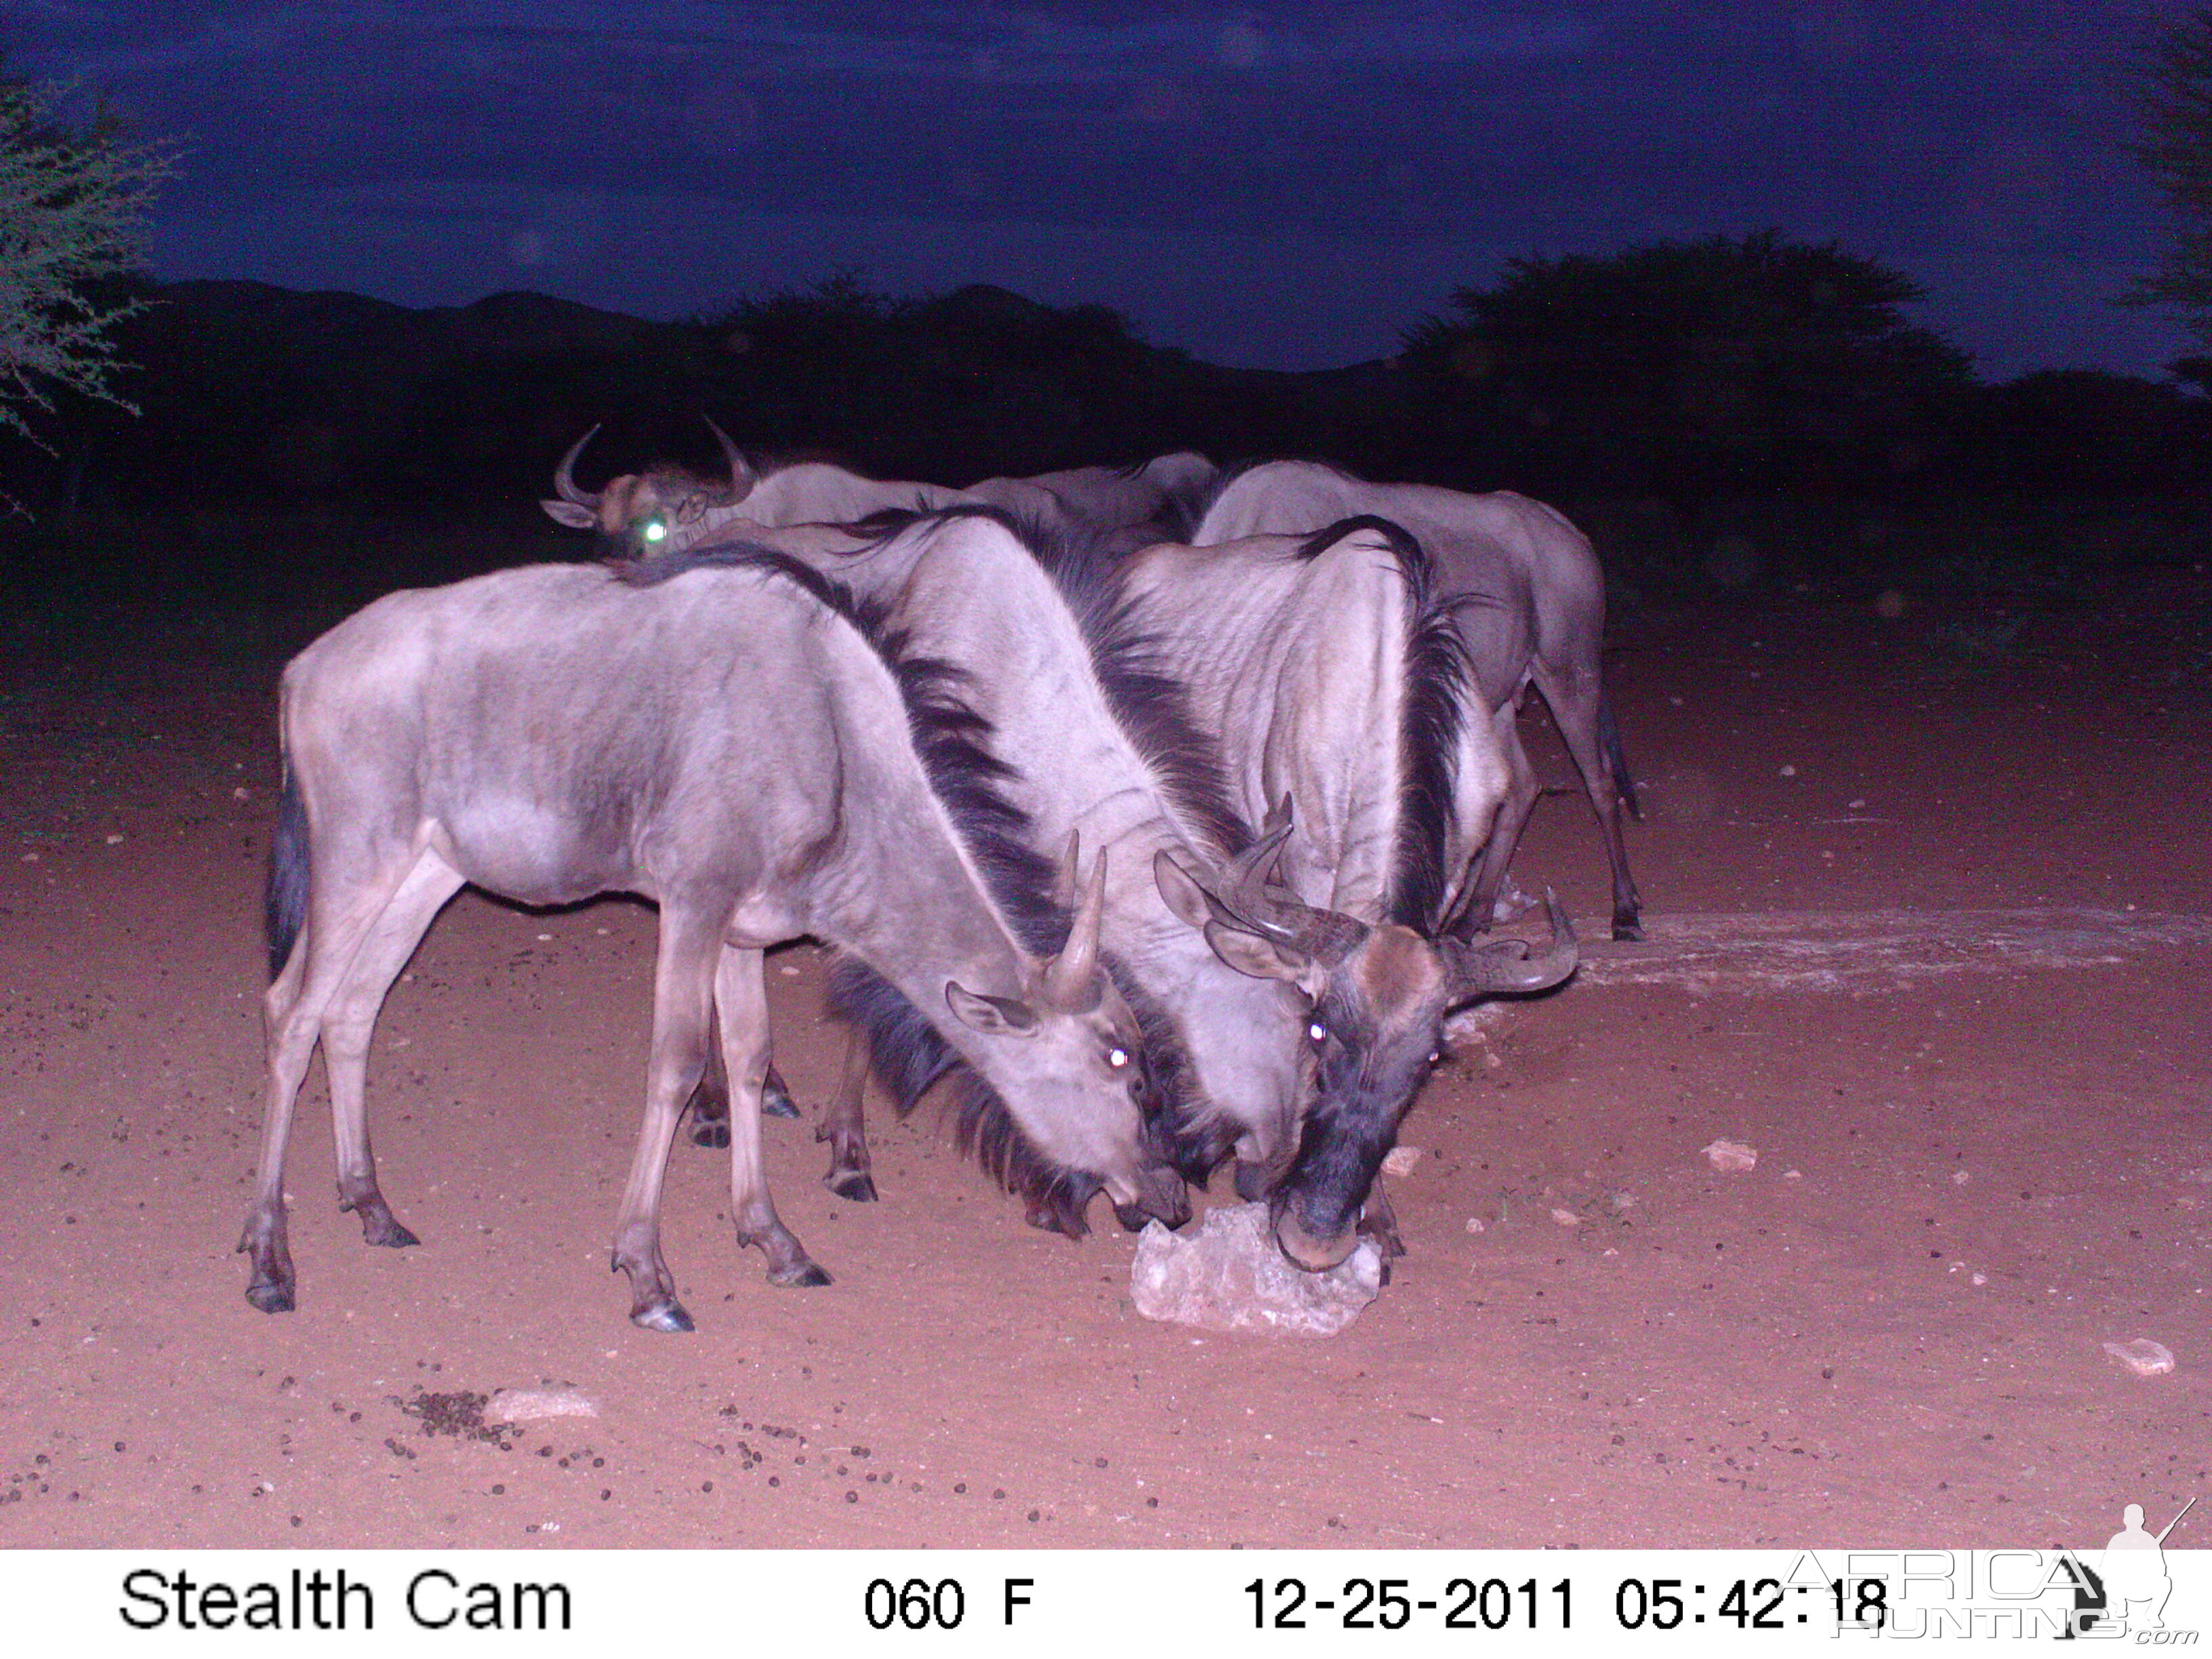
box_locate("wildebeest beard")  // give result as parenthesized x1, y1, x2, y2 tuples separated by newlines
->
(1273, 988, 1438, 1249)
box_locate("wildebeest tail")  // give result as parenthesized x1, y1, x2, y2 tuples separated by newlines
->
(264, 761, 309, 981)
(1599, 692, 1643, 821)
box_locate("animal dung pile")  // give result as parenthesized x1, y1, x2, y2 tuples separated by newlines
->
(1129, 1203, 1384, 1337)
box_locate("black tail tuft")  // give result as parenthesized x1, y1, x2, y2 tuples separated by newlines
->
(1599, 693, 1643, 822)
(264, 763, 309, 981)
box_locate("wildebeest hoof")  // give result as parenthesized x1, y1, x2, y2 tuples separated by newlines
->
(760, 1076, 800, 1120)
(825, 1170, 878, 1203)
(245, 1276, 295, 1314)
(690, 1122, 732, 1149)
(362, 1216, 421, 1249)
(1612, 920, 1643, 943)
(771, 1261, 832, 1288)
(630, 1298, 695, 1333)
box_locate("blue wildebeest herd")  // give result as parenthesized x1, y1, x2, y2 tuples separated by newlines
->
(243, 426, 1635, 1329)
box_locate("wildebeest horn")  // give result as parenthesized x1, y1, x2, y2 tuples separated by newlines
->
(553, 425, 603, 506)
(702, 416, 756, 502)
(1444, 887, 1578, 998)
(1204, 802, 1366, 966)
(1041, 838, 1107, 1011)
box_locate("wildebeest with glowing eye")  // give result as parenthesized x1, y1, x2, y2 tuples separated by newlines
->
(540, 419, 1214, 562)
(1111, 514, 1580, 1271)
(245, 554, 1181, 1331)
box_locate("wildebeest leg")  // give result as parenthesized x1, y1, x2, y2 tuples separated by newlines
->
(716, 947, 832, 1285)
(685, 1036, 732, 1148)
(1534, 665, 1643, 941)
(1456, 708, 1542, 940)
(1360, 1183, 1406, 1288)
(241, 923, 315, 1313)
(609, 910, 723, 1332)
(686, 1005, 797, 1150)
(323, 854, 465, 1248)
(242, 846, 430, 1312)
(816, 1027, 878, 1202)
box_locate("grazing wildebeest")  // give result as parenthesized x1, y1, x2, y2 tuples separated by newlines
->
(245, 555, 1179, 1330)
(1111, 514, 1580, 1269)
(541, 422, 1212, 561)
(617, 506, 1316, 1218)
(1193, 460, 1645, 940)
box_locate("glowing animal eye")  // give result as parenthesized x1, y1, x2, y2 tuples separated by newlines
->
(1428, 1051, 1441, 1065)
(642, 520, 667, 542)
(1308, 1021, 1327, 1043)
(1107, 1047, 1129, 1069)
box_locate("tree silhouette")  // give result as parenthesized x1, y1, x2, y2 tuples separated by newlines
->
(0, 68, 172, 464)
(2127, 5, 2212, 341)
(1401, 232, 1973, 517)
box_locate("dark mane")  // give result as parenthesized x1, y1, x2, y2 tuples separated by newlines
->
(1112, 964, 1239, 1185)
(859, 504, 1254, 860)
(1294, 516, 1471, 930)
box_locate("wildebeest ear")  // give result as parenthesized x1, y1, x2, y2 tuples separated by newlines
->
(674, 494, 710, 526)
(1152, 851, 1212, 929)
(1202, 920, 1319, 997)
(946, 983, 1040, 1037)
(541, 499, 598, 529)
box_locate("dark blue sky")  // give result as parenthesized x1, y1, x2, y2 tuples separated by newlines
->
(17, 2, 2192, 377)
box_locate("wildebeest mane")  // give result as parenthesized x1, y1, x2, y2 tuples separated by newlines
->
(853, 504, 1252, 860)
(1296, 515, 1473, 930)
(1111, 963, 1238, 1185)
(818, 956, 1087, 1235)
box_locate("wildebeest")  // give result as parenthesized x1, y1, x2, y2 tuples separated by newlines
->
(541, 421, 1212, 561)
(1111, 514, 1580, 1268)
(245, 555, 1178, 1330)
(1193, 460, 1644, 940)
(617, 506, 1315, 1217)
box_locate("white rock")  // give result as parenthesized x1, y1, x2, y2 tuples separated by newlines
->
(1549, 1207, 1580, 1227)
(2101, 1339, 2175, 1378)
(1381, 1145, 1422, 1178)
(1129, 1204, 1382, 1337)
(485, 1386, 600, 1423)
(1702, 1139, 1759, 1172)
(1465, 1217, 1486, 1233)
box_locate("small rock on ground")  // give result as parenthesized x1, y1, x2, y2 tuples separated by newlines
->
(1702, 1138, 1759, 1172)
(2101, 1339, 2175, 1378)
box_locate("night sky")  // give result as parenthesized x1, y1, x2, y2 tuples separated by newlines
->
(16, 2, 2192, 379)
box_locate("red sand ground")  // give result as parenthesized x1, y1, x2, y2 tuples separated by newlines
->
(1, 579, 2206, 1551)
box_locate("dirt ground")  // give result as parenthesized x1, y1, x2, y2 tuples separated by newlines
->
(2, 573, 2207, 1553)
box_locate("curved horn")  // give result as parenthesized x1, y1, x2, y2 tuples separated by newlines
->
(553, 424, 603, 506)
(702, 416, 756, 502)
(1042, 841, 1108, 1011)
(1198, 802, 1366, 966)
(1444, 887, 1579, 999)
